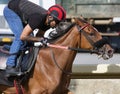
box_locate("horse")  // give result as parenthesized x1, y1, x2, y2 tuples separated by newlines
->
(0, 18, 114, 94)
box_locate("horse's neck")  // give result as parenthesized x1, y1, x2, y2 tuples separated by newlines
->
(53, 26, 79, 68)
(56, 26, 79, 48)
(37, 26, 79, 74)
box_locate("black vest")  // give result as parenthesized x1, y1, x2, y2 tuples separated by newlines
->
(8, 0, 47, 24)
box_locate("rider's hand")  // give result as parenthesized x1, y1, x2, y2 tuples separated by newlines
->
(34, 42, 43, 47)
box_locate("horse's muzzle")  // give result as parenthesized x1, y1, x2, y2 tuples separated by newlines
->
(92, 38, 114, 60)
(93, 37, 109, 48)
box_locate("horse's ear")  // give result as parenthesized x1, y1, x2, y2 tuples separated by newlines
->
(71, 18, 76, 23)
(80, 15, 84, 20)
(71, 18, 79, 25)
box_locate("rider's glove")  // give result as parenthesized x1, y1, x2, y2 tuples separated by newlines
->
(34, 42, 43, 47)
(40, 38, 48, 46)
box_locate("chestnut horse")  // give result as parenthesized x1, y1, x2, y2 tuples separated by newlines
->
(0, 18, 113, 94)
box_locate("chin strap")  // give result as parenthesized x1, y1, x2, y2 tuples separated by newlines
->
(48, 19, 54, 26)
(47, 15, 60, 26)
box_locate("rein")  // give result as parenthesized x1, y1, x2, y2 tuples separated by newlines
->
(47, 43, 99, 55)
(50, 49, 72, 75)
(47, 43, 83, 52)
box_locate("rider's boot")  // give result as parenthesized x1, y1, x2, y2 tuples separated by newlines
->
(5, 65, 21, 77)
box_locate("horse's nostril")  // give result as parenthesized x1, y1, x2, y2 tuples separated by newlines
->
(107, 50, 114, 58)
(108, 50, 114, 54)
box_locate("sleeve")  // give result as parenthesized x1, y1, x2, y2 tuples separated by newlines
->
(28, 14, 42, 30)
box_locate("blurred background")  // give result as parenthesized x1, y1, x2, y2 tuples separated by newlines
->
(0, 0, 120, 94)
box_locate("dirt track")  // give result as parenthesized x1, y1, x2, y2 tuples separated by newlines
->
(69, 79, 120, 94)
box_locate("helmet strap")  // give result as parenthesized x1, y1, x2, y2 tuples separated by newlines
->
(48, 19, 54, 26)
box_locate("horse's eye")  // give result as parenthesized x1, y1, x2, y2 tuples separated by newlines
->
(59, 23, 64, 26)
(90, 32, 94, 36)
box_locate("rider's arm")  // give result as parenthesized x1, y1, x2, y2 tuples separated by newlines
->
(20, 24, 43, 42)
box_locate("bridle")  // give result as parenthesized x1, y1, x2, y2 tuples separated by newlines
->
(49, 23, 96, 75)
(77, 22, 109, 54)
(49, 21, 110, 74)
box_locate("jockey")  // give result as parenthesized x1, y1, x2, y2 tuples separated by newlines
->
(3, 0, 66, 75)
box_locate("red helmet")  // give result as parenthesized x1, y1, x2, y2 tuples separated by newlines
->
(48, 4, 66, 21)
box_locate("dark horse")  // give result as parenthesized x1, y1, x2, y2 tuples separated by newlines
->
(0, 18, 113, 94)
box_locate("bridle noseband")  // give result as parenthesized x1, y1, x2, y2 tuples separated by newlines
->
(77, 23, 109, 51)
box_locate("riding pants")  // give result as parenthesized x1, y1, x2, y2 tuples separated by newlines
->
(3, 6, 24, 67)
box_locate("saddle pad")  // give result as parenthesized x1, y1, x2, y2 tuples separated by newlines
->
(20, 47, 39, 72)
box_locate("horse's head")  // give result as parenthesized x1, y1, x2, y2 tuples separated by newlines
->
(73, 18, 114, 60)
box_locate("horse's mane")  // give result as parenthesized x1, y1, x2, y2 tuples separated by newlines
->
(48, 22, 76, 41)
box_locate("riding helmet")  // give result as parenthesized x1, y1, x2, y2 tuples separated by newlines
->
(48, 4, 66, 22)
